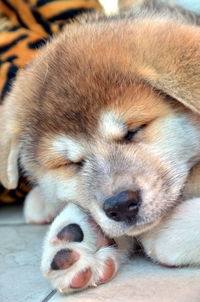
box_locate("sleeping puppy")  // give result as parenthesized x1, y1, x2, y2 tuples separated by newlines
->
(1, 0, 200, 294)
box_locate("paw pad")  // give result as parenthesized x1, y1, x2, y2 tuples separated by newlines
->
(42, 205, 120, 295)
(57, 224, 84, 242)
(98, 258, 116, 283)
(70, 268, 92, 289)
(51, 248, 80, 270)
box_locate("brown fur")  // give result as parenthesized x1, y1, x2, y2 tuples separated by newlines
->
(1, 1, 200, 236)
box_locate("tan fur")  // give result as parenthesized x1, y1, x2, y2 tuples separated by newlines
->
(1, 0, 200, 233)
(1, 0, 200, 293)
(183, 162, 200, 199)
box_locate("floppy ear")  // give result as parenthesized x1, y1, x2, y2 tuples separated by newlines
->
(126, 19, 200, 114)
(0, 95, 21, 189)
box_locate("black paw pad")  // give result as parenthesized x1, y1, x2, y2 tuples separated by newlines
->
(51, 248, 80, 270)
(57, 223, 84, 242)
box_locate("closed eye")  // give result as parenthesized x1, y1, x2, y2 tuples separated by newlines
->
(123, 124, 146, 142)
(76, 160, 85, 168)
(52, 159, 85, 170)
(73, 159, 85, 170)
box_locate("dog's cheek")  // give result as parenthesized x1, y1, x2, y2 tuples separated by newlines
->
(38, 170, 81, 204)
(133, 157, 184, 223)
(137, 172, 184, 224)
(38, 173, 58, 202)
(55, 176, 80, 202)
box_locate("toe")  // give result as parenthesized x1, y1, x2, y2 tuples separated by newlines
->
(51, 249, 80, 270)
(97, 258, 116, 284)
(70, 268, 92, 289)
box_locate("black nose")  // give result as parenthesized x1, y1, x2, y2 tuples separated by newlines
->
(103, 190, 140, 223)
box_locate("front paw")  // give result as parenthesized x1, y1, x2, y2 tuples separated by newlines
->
(41, 204, 125, 294)
(140, 198, 200, 267)
(24, 186, 62, 225)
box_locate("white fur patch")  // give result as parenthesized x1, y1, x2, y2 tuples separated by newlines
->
(149, 115, 200, 168)
(98, 0, 119, 15)
(24, 186, 62, 224)
(140, 198, 200, 266)
(100, 112, 126, 140)
(6, 144, 20, 189)
(39, 171, 80, 203)
(52, 135, 84, 162)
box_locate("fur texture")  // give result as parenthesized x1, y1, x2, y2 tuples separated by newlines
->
(1, 0, 200, 294)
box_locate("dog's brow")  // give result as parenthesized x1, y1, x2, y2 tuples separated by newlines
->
(52, 135, 84, 162)
(99, 111, 127, 140)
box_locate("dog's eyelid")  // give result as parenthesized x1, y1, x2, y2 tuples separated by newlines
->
(123, 124, 146, 142)
(78, 161, 85, 169)
(75, 159, 85, 166)
(72, 159, 86, 171)
(69, 159, 85, 168)
(50, 159, 85, 169)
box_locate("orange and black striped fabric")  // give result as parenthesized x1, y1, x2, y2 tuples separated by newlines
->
(0, 0, 101, 203)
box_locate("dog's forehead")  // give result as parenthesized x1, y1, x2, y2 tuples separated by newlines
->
(47, 110, 126, 162)
(51, 111, 125, 155)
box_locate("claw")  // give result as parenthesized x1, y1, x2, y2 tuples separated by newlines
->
(50, 237, 59, 244)
(44, 270, 51, 276)
(58, 288, 65, 294)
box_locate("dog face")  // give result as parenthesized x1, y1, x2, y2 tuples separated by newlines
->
(20, 82, 199, 237)
(1, 15, 200, 237)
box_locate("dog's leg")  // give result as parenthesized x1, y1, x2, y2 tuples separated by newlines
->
(139, 198, 200, 266)
(41, 203, 131, 294)
(23, 186, 63, 224)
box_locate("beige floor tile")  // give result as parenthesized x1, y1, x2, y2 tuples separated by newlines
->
(1, 206, 200, 302)
(50, 257, 200, 302)
(0, 223, 53, 302)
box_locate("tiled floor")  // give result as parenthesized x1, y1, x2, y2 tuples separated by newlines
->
(0, 205, 53, 302)
(1, 205, 200, 302)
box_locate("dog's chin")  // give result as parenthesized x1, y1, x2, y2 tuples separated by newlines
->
(100, 218, 162, 238)
(125, 219, 162, 236)
(89, 204, 162, 237)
